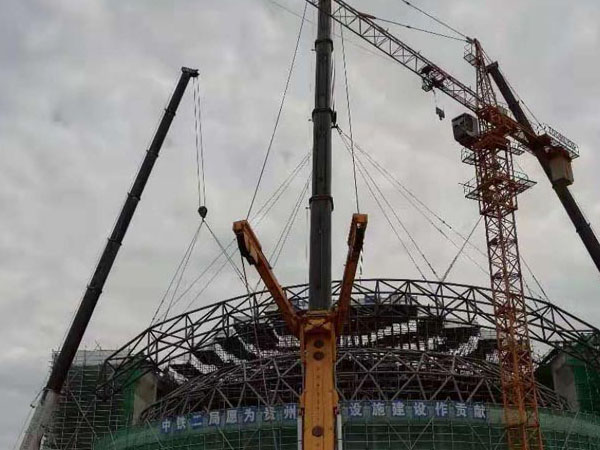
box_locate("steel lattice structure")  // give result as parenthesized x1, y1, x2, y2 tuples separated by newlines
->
(462, 39, 543, 450)
(140, 349, 566, 422)
(97, 279, 600, 420)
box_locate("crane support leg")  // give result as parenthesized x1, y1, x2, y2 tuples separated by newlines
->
(488, 62, 600, 275)
(335, 213, 367, 334)
(233, 220, 300, 335)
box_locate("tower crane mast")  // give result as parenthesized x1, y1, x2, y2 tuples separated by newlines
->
(459, 39, 543, 450)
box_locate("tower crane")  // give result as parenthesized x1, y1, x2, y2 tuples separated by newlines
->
(239, 1, 597, 450)
(303, 0, 598, 274)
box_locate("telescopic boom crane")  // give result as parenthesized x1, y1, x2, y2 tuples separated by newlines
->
(19, 67, 198, 450)
(303, 0, 600, 275)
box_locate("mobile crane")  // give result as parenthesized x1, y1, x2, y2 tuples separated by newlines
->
(234, 3, 366, 450)
(19, 67, 198, 450)
(236, 1, 599, 449)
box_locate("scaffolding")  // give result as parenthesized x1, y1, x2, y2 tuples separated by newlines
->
(43, 350, 135, 450)
(93, 406, 600, 450)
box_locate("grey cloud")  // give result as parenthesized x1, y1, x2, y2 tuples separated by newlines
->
(2, 0, 600, 447)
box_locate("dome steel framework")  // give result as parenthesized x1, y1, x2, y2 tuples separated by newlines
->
(98, 279, 600, 421)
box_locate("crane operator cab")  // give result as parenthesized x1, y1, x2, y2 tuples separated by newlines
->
(452, 113, 480, 147)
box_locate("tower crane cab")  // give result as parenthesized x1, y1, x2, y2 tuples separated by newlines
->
(452, 113, 480, 147)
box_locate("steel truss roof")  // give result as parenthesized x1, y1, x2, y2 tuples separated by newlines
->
(98, 279, 599, 412)
(141, 348, 566, 421)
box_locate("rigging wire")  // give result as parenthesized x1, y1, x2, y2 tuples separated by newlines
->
(397, 0, 468, 40)
(498, 66, 543, 129)
(192, 77, 207, 207)
(252, 152, 310, 222)
(338, 24, 365, 278)
(156, 156, 310, 318)
(160, 239, 238, 320)
(356, 150, 440, 280)
(205, 220, 247, 286)
(263, 0, 405, 66)
(441, 216, 481, 282)
(338, 128, 551, 301)
(339, 25, 360, 213)
(522, 255, 550, 302)
(271, 174, 312, 266)
(337, 127, 489, 273)
(150, 221, 204, 325)
(374, 17, 468, 42)
(247, 171, 312, 296)
(246, 2, 308, 219)
(338, 134, 429, 280)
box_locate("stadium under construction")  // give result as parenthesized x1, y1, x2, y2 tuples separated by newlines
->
(46, 280, 600, 450)
(20, 0, 600, 449)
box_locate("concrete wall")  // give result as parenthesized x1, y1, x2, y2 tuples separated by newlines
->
(551, 352, 579, 410)
(132, 373, 158, 424)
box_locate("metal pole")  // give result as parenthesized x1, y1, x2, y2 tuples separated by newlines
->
(309, 0, 334, 310)
(488, 62, 600, 275)
(20, 67, 198, 450)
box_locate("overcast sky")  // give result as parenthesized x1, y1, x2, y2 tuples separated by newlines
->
(2, 0, 600, 447)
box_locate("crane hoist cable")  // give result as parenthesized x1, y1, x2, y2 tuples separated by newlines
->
(192, 77, 207, 209)
(246, 2, 308, 219)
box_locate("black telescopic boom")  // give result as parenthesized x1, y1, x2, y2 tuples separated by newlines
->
(309, 0, 334, 310)
(488, 62, 600, 275)
(46, 67, 198, 393)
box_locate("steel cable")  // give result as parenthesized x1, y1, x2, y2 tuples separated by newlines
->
(339, 135, 429, 280)
(192, 77, 207, 207)
(246, 2, 308, 219)
(397, 0, 468, 40)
